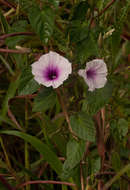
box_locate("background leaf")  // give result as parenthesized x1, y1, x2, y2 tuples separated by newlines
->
(18, 66, 39, 95)
(28, 5, 55, 44)
(5, 20, 28, 48)
(70, 112, 96, 142)
(0, 130, 62, 175)
(82, 82, 113, 115)
(61, 139, 86, 179)
(32, 87, 57, 112)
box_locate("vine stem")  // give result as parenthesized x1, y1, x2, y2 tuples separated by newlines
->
(97, 0, 116, 17)
(16, 180, 76, 189)
(90, 0, 116, 26)
(0, 32, 34, 40)
(103, 164, 130, 190)
(56, 88, 78, 140)
(0, 48, 31, 54)
(0, 0, 16, 9)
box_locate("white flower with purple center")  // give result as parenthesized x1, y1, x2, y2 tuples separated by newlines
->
(32, 51, 72, 88)
(78, 59, 108, 91)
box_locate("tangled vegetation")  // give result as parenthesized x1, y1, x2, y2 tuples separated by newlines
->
(0, 0, 130, 189)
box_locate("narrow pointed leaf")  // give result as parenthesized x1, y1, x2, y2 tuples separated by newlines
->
(0, 130, 62, 175)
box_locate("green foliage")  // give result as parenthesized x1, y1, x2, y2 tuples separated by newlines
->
(18, 66, 39, 95)
(117, 118, 128, 137)
(82, 82, 113, 115)
(0, 130, 62, 175)
(0, 9, 9, 33)
(71, 1, 90, 21)
(43, 0, 59, 9)
(28, 5, 55, 44)
(76, 33, 99, 63)
(70, 112, 96, 142)
(5, 20, 28, 48)
(69, 22, 99, 63)
(91, 157, 101, 174)
(61, 139, 86, 179)
(0, 76, 20, 120)
(111, 1, 130, 63)
(0, 0, 129, 189)
(111, 152, 122, 172)
(32, 87, 57, 112)
(110, 118, 128, 142)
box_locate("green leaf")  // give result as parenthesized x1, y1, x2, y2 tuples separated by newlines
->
(0, 183, 7, 190)
(19, 0, 35, 11)
(76, 33, 98, 63)
(32, 87, 57, 112)
(118, 118, 128, 137)
(45, 0, 59, 9)
(71, 1, 89, 21)
(111, 2, 129, 59)
(28, 6, 55, 44)
(82, 82, 113, 115)
(61, 139, 86, 179)
(18, 66, 39, 95)
(111, 152, 121, 172)
(0, 116, 16, 128)
(70, 112, 96, 142)
(5, 20, 28, 48)
(52, 134, 67, 156)
(0, 9, 9, 33)
(69, 21, 89, 43)
(91, 157, 101, 174)
(0, 76, 20, 121)
(0, 130, 62, 175)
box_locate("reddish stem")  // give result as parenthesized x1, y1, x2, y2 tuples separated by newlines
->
(90, 0, 116, 27)
(16, 180, 76, 189)
(0, 0, 16, 9)
(11, 94, 37, 100)
(0, 32, 34, 40)
(0, 48, 30, 54)
(97, 0, 116, 17)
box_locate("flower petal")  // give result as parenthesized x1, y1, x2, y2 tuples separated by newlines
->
(78, 59, 108, 91)
(31, 51, 72, 88)
(86, 59, 107, 74)
(94, 75, 107, 89)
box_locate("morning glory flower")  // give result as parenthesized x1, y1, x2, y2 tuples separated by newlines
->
(32, 51, 72, 88)
(78, 59, 107, 91)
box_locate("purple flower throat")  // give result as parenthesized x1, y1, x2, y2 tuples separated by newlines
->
(44, 66, 59, 81)
(86, 68, 96, 79)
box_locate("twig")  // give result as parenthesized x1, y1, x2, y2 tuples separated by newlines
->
(52, 112, 64, 121)
(87, 171, 130, 183)
(90, 0, 116, 27)
(0, 32, 34, 40)
(0, 0, 16, 9)
(0, 48, 31, 54)
(0, 174, 9, 176)
(16, 180, 76, 189)
(97, 0, 116, 17)
(11, 94, 37, 100)
(56, 88, 78, 140)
